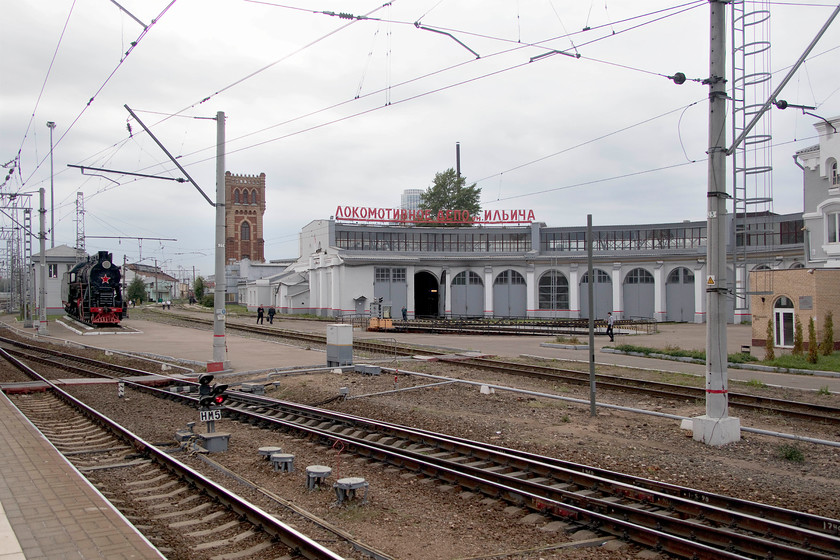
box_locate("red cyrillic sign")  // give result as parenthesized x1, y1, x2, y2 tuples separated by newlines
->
(335, 206, 535, 225)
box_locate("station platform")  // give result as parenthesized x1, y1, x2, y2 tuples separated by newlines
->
(0, 391, 164, 559)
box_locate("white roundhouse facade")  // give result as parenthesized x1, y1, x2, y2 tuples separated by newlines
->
(260, 213, 805, 323)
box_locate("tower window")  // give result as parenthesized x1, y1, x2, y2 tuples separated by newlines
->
(241, 221, 251, 241)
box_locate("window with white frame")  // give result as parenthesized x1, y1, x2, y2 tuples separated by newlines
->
(48, 264, 58, 278)
(830, 159, 838, 186)
(829, 212, 840, 244)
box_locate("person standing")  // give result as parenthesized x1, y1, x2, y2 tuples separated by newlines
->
(256, 305, 264, 324)
(606, 311, 615, 342)
(401, 306, 407, 321)
(267, 306, 276, 324)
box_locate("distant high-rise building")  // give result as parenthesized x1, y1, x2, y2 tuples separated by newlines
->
(401, 189, 422, 211)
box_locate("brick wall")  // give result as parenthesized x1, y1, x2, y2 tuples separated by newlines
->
(225, 172, 266, 263)
(750, 268, 840, 349)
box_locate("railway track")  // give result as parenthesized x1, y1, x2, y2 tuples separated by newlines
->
(5, 329, 839, 559)
(121, 378, 840, 560)
(1, 348, 349, 560)
(0, 335, 174, 386)
(146, 311, 840, 426)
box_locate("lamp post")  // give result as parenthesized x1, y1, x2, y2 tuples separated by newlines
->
(46, 121, 56, 248)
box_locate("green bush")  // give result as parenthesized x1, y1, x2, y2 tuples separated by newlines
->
(779, 444, 804, 463)
(808, 317, 818, 364)
(200, 294, 214, 307)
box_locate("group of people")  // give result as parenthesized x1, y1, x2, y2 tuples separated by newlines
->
(256, 305, 276, 325)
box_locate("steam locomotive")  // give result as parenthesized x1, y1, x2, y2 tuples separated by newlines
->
(62, 250, 125, 327)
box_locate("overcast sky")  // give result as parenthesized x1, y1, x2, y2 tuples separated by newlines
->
(2, 0, 839, 279)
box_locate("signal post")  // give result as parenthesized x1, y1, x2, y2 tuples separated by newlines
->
(189, 374, 230, 452)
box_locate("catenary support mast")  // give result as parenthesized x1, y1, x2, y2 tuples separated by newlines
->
(212, 111, 228, 369)
(694, 0, 741, 446)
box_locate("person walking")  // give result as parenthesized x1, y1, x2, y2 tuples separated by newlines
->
(256, 305, 264, 324)
(606, 311, 615, 342)
(401, 306, 407, 321)
(267, 306, 276, 324)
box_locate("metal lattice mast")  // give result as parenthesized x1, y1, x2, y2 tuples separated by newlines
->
(75, 192, 86, 261)
(731, 0, 774, 321)
(23, 203, 33, 327)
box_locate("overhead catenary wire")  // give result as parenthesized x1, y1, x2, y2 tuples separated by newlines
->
(55, 0, 711, 203)
(126, 1, 709, 178)
(122, 0, 707, 166)
(9, 0, 77, 192)
(17, 0, 179, 191)
(21, 0, 832, 247)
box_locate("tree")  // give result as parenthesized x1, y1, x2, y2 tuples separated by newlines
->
(126, 277, 147, 304)
(418, 168, 481, 226)
(821, 311, 834, 356)
(765, 318, 774, 361)
(808, 317, 819, 364)
(792, 317, 803, 356)
(194, 276, 206, 300)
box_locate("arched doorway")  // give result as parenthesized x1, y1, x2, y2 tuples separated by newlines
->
(666, 267, 695, 322)
(773, 296, 795, 348)
(579, 268, 612, 319)
(623, 267, 655, 319)
(451, 271, 484, 317)
(493, 269, 527, 317)
(414, 271, 440, 318)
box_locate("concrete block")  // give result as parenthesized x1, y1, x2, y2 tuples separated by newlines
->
(692, 415, 740, 446)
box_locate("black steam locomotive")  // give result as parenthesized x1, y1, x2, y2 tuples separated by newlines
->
(62, 251, 125, 327)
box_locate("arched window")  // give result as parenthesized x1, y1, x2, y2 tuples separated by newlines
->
(580, 269, 611, 284)
(241, 221, 251, 241)
(625, 268, 654, 284)
(251, 190, 258, 204)
(538, 271, 568, 309)
(667, 267, 694, 284)
(494, 270, 525, 285)
(233, 189, 240, 204)
(830, 159, 838, 186)
(452, 271, 483, 285)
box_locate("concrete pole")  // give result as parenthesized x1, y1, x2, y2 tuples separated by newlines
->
(587, 214, 596, 417)
(47, 121, 56, 248)
(694, 0, 739, 446)
(38, 188, 48, 335)
(211, 111, 229, 369)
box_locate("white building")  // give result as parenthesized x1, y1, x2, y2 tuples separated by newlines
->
(239, 116, 840, 325)
(30, 244, 79, 317)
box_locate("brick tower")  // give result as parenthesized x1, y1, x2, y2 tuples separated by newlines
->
(225, 172, 266, 262)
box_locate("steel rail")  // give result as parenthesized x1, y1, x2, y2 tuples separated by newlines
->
(218, 397, 840, 559)
(456, 356, 840, 424)
(0, 335, 182, 380)
(0, 349, 348, 560)
(125, 380, 840, 559)
(142, 311, 840, 425)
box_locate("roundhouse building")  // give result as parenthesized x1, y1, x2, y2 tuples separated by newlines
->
(261, 212, 805, 323)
